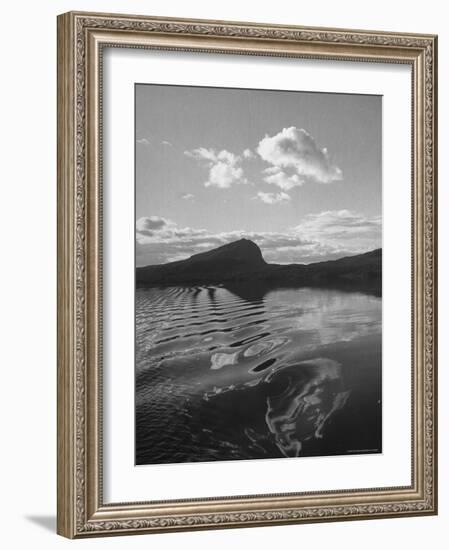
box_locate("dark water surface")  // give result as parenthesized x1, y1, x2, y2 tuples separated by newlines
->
(135, 284, 382, 465)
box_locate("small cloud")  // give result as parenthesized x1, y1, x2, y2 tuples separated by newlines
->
(181, 193, 195, 201)
(136, 137, 151, 146)
(185, 147, 215, 162)
(257, 127, 342, 188)
(256, 191, 291, 204)
(243, 148, 256, 159)
(136, 215, 172, 237)
(184, 147, 248, 188)
(162, 140, 173, 147)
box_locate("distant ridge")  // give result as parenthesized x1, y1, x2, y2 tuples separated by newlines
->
(136, 239, 381, 295)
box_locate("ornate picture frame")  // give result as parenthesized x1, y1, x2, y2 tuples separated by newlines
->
(57, 11, 437, 538)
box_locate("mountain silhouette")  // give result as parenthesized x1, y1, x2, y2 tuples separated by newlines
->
(136, 239, 381, 295)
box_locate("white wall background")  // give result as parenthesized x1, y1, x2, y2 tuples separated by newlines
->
(0, 1, 445, 548)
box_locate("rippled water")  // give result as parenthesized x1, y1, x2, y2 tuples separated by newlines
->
(136, 284, 382, 465)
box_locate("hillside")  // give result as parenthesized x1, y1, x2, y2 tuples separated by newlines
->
(136, 239, 381, 294)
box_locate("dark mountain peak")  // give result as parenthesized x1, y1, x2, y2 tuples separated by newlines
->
(137, 238, 267, 286)
(136, 239, 381, 296)
(187, 238, 266, 266)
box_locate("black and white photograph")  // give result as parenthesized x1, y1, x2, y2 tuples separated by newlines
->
(135, 83, 382, 466)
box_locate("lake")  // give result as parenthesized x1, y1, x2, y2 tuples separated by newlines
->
(135, 284, 382, 465)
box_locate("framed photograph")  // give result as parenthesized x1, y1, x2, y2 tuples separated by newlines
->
(57, 11, 438, 538)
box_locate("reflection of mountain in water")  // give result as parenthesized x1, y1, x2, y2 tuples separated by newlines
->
(136, 239, 382, 297)
(136, 283, 382, 465)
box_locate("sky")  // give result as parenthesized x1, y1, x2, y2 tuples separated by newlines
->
(135, 84, 382, 267)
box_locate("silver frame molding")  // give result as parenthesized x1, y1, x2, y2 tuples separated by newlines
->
(57, 11, 438, 538)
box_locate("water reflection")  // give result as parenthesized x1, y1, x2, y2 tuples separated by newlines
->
(136, 284, 381, 465)
(263, 358, 350, 457)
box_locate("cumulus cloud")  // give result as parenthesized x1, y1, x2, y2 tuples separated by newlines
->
(184, 147, 247, 188)
(257, 127, 342, 189)
(162, 140, 173, 147)
(181, 193, 195, 201)
(256, 191, 291, 204)
(243, 148, 256, 159)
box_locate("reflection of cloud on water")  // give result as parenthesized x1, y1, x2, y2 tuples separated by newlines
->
(263, 357, 350, 457)
(210, 351, 240, 370)
(298, 311, 379, 348)
(244, 337, 289, 358)
(266, 288, 381, 350)
(209, 337, 290, 371)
